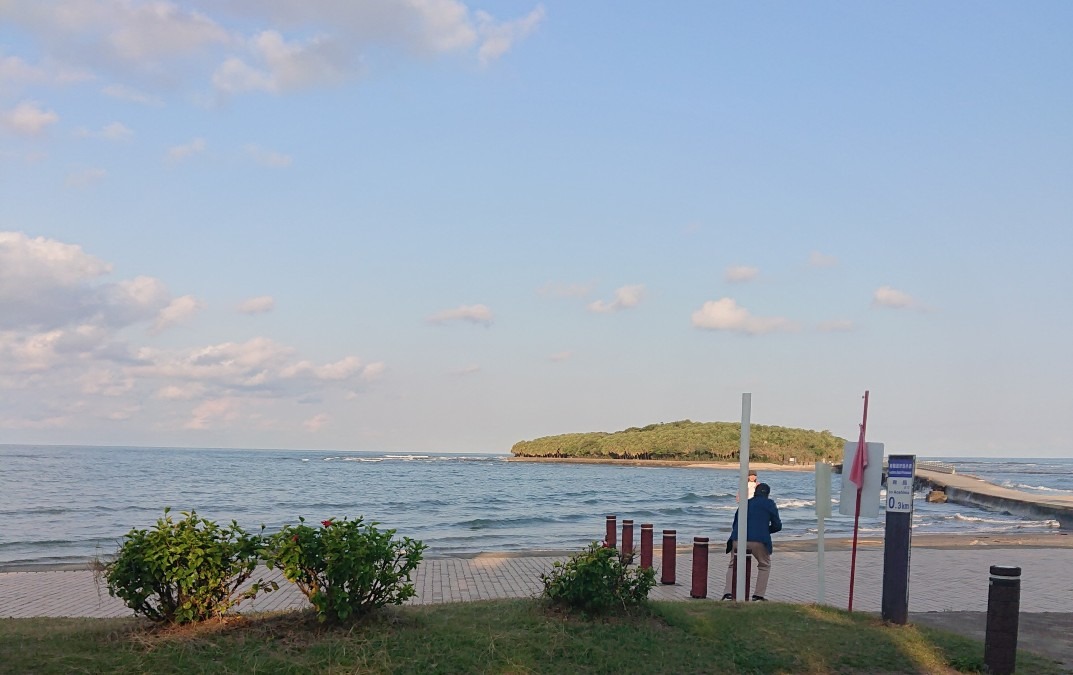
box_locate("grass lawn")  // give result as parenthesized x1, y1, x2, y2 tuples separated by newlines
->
(0, 600, 1062, 674)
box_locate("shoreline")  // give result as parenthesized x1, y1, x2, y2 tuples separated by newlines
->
(5, 532, 1068, 572)
(506, 456, 816, 472)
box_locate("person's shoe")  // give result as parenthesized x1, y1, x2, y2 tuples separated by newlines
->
(751, 595, 767, 601)
(721, 593, 733, 600)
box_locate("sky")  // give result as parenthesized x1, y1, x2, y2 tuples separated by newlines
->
(1, 2, 1071, 457)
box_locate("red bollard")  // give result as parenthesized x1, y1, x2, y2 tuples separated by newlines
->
(661, 530, 676, 585)
(690, 537, 709, 598)
(731, 553, 753, 600)
(622, 520, 634, 556)
(640, 523, 653, 569)
(605, 515, 617, 548)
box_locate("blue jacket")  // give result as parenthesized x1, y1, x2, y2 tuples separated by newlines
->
(727, 495, 782, 554)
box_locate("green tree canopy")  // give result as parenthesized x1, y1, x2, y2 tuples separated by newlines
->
(510, 420, 845, 463)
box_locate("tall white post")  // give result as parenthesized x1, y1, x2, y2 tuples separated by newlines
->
(815, 461, 832, 604)
(736, 393, 751, 601)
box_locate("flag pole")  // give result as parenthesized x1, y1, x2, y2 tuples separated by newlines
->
(847, 390, 870, 612)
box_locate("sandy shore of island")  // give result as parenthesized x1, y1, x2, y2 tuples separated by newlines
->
(506, 456, 816, 472)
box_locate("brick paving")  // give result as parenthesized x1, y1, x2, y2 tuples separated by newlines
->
(2, 545, 1071, 618)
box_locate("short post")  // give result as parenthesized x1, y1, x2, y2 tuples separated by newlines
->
(984, 565, 1021, 675)
(690, 537, 709, 599)
(605, 515, 617, 549)
(731, 553, 752, 600)
(622, 520, 634, 556)
(661, 530, 676, 584)
(640, 523, 653, 569)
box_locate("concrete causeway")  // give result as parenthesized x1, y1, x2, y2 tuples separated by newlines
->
(917, 468, 1073, 529)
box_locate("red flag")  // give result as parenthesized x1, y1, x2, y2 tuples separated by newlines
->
(848, 391, 870, 488)
(848, 430, 868, 488)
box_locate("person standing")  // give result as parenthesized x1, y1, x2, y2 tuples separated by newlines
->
(722, 482, 782, 601)
(736, 469, 759, 502)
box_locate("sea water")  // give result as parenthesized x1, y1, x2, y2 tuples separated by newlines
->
(0, 445, 1067, 567)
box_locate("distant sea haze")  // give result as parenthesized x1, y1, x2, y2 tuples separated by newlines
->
(0, 446, 1068, 568)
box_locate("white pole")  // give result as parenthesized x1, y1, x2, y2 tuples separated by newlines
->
(736, 393, 751, 601)
(817, 513, 826, 604)
(815, 461, 831, 604)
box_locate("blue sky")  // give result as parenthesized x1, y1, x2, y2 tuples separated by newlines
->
(1, 1, 1070, 456)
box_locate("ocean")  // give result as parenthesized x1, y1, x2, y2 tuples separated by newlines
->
(1, 445, 1068, 568)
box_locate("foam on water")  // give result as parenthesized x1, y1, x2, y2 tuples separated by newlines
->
(1, 446, 1070, 566)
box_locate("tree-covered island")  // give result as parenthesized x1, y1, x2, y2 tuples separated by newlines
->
(510, 420, 846, 464)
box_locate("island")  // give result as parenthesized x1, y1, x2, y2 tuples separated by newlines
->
(510, 419, 845, 465)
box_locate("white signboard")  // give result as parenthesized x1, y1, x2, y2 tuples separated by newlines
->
(885, 455, 916, 513)
(815, 462, 832, 518)
(838, 442, 884, 518)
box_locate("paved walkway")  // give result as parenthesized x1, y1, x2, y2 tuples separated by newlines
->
(4, 545, 1073, 668)
(3, 545, 1071, 618)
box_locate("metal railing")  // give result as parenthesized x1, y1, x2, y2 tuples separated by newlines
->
(916, 460, 957, 474)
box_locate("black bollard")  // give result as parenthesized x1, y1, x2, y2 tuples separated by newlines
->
(622, 519, 634, 556)
(640, 524, 653, 569)
(661, 530, 676, 584)
(984, 565, 1021, 675)
(605, 515, 617, 549)
(690, 537, 709, 599)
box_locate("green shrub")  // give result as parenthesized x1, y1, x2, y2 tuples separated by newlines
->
(104, 508, 275, 623)
(541, 541, 656, 613)
(265, 516, 427, 623)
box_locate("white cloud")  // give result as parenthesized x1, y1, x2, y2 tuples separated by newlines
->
(101, 84, 163, 106)
(872, 285, 916, 309)
(476, 5, 545, 65)
(282, 356, 363, 381)
(238, 295, 275, 314)
(303, 412, 330, 432)
(0, 52, 92, 88)
(132, 337, 380, 394)
(818, 319, 855, 332)
(186, 398, 240, 430)
(0, 411, 71, 430)
(691, 298, 798, 335)
(361, 362, 386, 381)
(0, 231, 385, 436)
(167, 138, 206, 162)
(427, 303, 494, 326)
(79, 368, 134, 396)
(105, 2, 231, 64)
(4, 0, 230, 71)
(0, 232, 147, 330)
(151, 295, 204, 334)
(724, 265, 759, 283)
(155, 383, 205, 400)
(212, 31, 349, 96)
(5, 1, 544, 101)
(809, 251, 838, 268)
(0, 231, 111, 287)
(450, 364, 481, 376)
(245, 144, 292, 167)
(549, 351, 572, 362)
(0, 52, 44, 84)
(75, 122, 133, 141)
(104, 276, 172, 325)
(2, 100, 59, 136)
(65, 167, 108, 188)
(587, 284, 645, 313)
